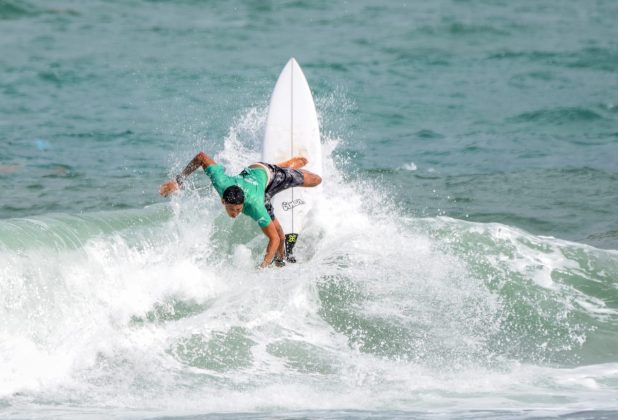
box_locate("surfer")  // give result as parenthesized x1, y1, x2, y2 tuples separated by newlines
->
(159, 151, 322, 268)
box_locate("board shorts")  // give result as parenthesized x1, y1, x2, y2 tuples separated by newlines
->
(259, 162, 305, 220)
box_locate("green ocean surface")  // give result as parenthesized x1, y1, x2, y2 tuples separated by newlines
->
(1, 0, 617, 418)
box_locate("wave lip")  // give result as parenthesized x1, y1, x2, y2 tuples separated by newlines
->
(0, 205, 171, 252)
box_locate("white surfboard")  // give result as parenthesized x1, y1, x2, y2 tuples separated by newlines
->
(262, 58, 322, 261)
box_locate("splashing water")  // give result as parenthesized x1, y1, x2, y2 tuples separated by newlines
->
(1, 108, 617, 418)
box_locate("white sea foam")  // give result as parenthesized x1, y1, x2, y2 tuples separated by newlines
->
(400, 162, 417, 171)
(1, 109, 617, 415)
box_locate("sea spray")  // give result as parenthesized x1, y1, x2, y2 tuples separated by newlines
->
(2, 114, 618, 415)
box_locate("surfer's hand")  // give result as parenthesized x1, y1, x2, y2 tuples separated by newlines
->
(160, 180, 180, 197)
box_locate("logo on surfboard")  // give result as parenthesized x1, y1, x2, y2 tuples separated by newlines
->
(281, 199, 305, 211)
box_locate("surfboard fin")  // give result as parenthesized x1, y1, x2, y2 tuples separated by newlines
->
(285, 233, 298, 263)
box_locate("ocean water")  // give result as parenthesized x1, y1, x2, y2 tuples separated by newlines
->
(1, 0, 618, 419)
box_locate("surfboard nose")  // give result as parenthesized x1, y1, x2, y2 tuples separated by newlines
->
(283, 57, 299, 73)
(263, 57, 323, 237)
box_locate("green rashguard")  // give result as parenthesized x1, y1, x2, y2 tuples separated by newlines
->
(205, 164, 272, 227)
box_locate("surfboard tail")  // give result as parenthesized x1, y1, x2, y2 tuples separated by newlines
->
(285, 233, 298, 263)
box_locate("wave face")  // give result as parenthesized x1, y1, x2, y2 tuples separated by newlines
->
(1, 117, 617, 417)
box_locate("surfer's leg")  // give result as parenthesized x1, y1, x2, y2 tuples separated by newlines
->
(264, 165, 303, 197)
(272, 218, 286, 259)
(276, 156, 308, 170)
(263, 165, 316, 265)
(264, 197, 286, 262)
(299, 170, 321, 187)
(264, 165, 321, 198)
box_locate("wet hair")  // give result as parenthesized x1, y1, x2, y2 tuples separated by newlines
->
(222, 185, 244, 204)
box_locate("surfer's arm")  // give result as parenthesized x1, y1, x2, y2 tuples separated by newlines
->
(259, 222, 281, 268)
(160, 152, 216, 196)
(178, 152, 216, 181)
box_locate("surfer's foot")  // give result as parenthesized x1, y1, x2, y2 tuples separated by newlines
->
(277, 156, 308, 170)
(273, 255, 286, 267)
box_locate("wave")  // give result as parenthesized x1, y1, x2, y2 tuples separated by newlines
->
(488, 48, 618, 72)
(0, 205, 172, 252)
(1, 118, 617, 414)
(0, 0, 35, 20)
(509, 107, 604, 125)
(0, 142, 618, 411)
(0, 0, 81, 21)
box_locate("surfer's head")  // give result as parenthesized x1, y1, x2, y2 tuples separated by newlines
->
(222, 185, 244, 218)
